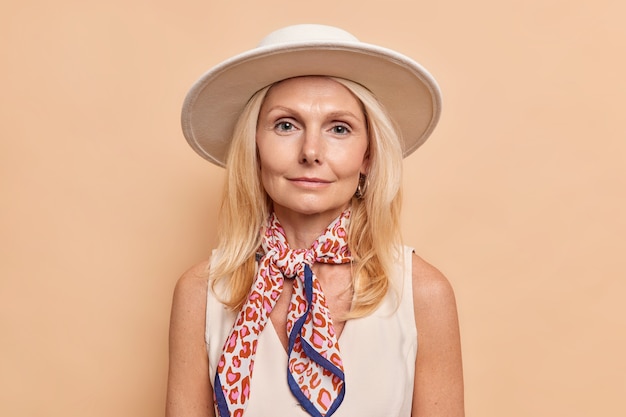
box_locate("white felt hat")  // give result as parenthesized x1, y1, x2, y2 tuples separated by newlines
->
(181, 24, 442, 166)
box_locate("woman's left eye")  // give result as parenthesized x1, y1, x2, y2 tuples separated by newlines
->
(331, 125, 351, 135)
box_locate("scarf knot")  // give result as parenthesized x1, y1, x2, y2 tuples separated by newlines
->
(261, 213, 350, 281)
(273, 248, 310, 279)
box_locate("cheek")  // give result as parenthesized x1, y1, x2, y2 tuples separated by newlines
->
(331, 145, 369, 178)
(257, 147, 284, 177)
(256, 138, 274, 172)
(256, 133, 293, 173)
(256, 144, 286, 194)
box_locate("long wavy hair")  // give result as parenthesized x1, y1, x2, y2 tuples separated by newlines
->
(210, 76, 404, 319)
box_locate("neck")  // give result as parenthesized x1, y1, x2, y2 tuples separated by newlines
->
(272, 206, 349, 249)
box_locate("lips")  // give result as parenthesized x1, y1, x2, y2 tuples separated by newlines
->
(288, 177, 332, 187)
(289, 177, 331, 183)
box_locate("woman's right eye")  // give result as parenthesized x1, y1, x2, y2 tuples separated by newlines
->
(275, 121, 294, 132)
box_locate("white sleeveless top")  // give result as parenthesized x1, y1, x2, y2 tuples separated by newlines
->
(205, 246, 417, 416)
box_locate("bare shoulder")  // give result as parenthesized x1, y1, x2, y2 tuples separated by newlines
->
(168, 257, 212, 357)
(410, 252, 465, 416)
(168, 259, 211, 356)
(172, 259, 211, 312)
(411, 252, 457, 312)
(166, 259, 214, 417)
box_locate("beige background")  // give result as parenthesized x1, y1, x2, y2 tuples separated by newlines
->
(1, 0, 624, 416)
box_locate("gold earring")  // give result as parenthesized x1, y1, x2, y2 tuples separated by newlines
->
(355, 174, 368, 199)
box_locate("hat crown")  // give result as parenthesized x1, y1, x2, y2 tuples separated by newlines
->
(257, 24, 359, 47)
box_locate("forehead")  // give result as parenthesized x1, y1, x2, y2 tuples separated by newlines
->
(261, 76, 364, 112)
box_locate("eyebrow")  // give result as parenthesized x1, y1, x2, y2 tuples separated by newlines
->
(265, 106, 363, 121)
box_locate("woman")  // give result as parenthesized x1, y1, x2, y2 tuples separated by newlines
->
(166, 24, 464, 417)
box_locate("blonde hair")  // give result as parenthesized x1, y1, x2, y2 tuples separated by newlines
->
(210, 76, 403, 319)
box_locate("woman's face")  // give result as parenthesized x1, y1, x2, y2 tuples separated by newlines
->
(256, 76, 369, 222)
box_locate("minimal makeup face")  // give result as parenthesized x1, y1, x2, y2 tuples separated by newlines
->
(256, 76, 369, 223)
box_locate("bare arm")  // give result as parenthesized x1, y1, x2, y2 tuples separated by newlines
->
(411, 253, 465, 417)
(166, 260, 215, 417)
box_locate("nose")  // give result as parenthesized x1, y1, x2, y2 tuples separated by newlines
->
(299, 128, 323, 164)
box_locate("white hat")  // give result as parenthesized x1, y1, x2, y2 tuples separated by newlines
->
(181, 24, 442, 166)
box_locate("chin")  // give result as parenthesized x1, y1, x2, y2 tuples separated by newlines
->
(274, 200, 350, 218)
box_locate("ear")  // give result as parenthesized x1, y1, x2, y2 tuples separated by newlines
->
(360, 149, 370, 175)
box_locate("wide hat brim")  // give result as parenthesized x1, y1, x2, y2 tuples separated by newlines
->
(181, 24, 442, 167)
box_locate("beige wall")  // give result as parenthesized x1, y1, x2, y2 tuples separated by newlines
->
(1, 1, 624, 416)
